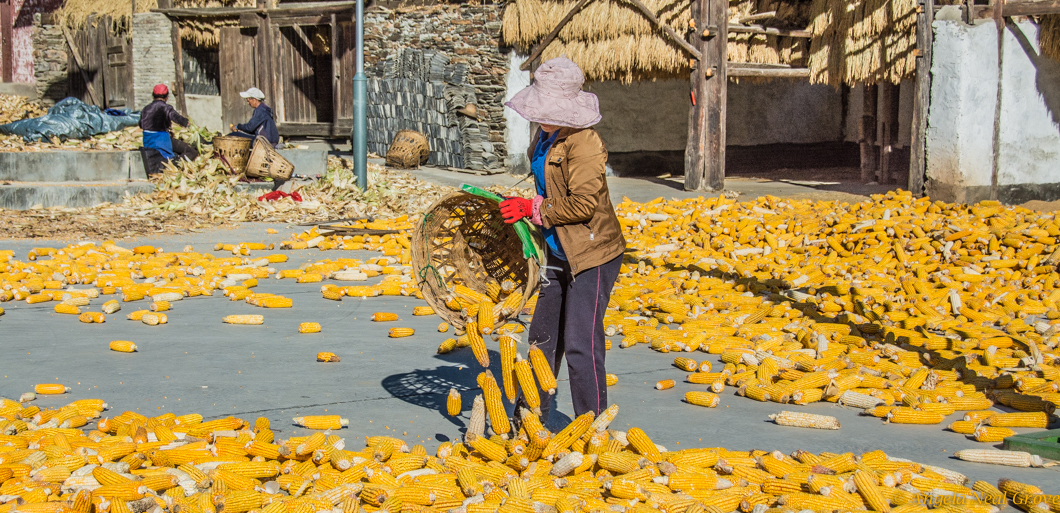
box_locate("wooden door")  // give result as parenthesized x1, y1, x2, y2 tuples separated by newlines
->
(334, 20, 355, 129)
(68, 16, 106, 107)
(275, 24, 333, 124)
(102, 25, 131, 108)
(219, 26, 257, 132)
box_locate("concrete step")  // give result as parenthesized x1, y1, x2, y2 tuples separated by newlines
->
(0, 180, 273, 210)
(0, 151, 147, 182)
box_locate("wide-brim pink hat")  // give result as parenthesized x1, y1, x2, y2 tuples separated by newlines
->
(505, 57, 601, 129)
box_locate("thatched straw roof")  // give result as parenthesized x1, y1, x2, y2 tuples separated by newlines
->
(502, 0, 917, 85)
(807, 0, 917, 86)
(55, 0, 250, 47)
(1043, 15, 1060, 61)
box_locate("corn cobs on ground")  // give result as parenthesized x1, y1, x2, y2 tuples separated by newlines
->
(3, 399, 1041, 513)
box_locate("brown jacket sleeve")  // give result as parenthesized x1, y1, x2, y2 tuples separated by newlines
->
(541, 130, 607, 228)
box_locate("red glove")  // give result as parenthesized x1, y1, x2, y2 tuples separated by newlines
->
(499, 197, 533, 224)
(290, 191, 303, 202)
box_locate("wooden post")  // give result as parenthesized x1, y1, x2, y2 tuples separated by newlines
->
(909, 0, 933, 195)
(684, 0, 726, 191)
(171, 25, 186, 113)
(878, 81, 896, 183)
(1, 0, 12, 82)
(859, 84, 878, 183)
(330, 12, 339, 137)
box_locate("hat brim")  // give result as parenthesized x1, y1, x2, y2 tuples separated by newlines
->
(504, 85, 601, 129)
(239, 92, 265, 100)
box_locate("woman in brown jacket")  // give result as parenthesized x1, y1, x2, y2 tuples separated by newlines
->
(501, 57, 626, 424)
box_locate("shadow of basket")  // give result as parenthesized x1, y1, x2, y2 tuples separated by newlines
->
(380, 357, 494, 429)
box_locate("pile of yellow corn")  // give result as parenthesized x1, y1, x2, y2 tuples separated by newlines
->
(5, 190, 1060, 445)
(0, 397, 1053, 513)
(586, 191, 1058, 439)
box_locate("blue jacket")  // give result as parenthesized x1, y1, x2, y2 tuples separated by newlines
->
(237, 103, 279, 145)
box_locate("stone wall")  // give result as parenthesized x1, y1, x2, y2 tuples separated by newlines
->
(131, 13, 177, 111)
(364, 3, 509, 165)
(32, 14, 67, 104)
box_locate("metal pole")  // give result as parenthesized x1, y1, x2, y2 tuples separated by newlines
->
(352, 0, 368, 190)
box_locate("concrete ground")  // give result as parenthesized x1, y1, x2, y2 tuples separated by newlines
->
(1, 170, 1058, 497)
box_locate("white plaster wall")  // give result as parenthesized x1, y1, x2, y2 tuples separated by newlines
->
(185, 94, 223, 133)
(504, 52, 533, 173)
(583, 78, 847, 152)
(926, 20, 999, 188)
(997, 21, 1060, 186)
(927, 19, 1060, 190)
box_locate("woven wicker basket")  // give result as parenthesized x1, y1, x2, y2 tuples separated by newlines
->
(386, 129, 430, 169)
(245, 136, 294, 180)
(412, 192, 540, 329)
(213, 136, 253, 173)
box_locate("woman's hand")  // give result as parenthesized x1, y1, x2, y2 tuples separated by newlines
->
(229, 124, 236, 132)
(499, 197, 534, 224)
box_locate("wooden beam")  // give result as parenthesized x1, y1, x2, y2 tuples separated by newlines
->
(170, 17, 186, 113)
(976, 0, 1060, 16)
(685, 0, 726, 191)
(909, 0, 932, 196)
(330, 12, 340, 137)
(153, 7, 257, 16)
(61, 25, 101, 107)
(278, 122, 337, 136)
(878, 81, 896, 183)
(519, 0, 594, 71)
(620, 0, 702, 60)
(727, 65, 809, 78)
(736, 11, 775, 24)
(269, 15, 334, 27)
(859, 84, 878, 183)
(1, 0, 12, 83)
(727, 23, 811, 38)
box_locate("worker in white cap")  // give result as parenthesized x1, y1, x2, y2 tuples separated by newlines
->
(228, 87, 280, 148)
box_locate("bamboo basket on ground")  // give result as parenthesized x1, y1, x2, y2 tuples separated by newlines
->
(213, 136, 253, 174)
(386, 129, 430, 169)
(412, 191, 541, 329)
(245, 136, 294, 180)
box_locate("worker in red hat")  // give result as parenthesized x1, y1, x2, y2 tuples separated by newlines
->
(139, 84, 199, 175)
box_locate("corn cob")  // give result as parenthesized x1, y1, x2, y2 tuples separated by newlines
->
(55, 303, 80, 315)
(412, 306, 434, 316)
(388, 327, 414, 338)
(150, 301, 170, 312)
(606, 374, 618, 386)
(223, 315, 264, 325)
(298, 322, 322, 334)
(466, 320, 489, 367)
(478, 301, 495, 334)
(684, 391, 719, 407)
(141, 313, 167, 325)
(656, 379, 675, 390)
(973, 426, 1016, 443)
(316, 352, 340, 362)
(446, 388, 461, 416)
(984, 412, 1049, 428)
(673, 357, 697, 372)
(625, 428, 661, 461)
(102, 300, 120, 314)
(953, 449, 1043, 467)
(109, 340, 137, 353)
(438, 322, 449, 332)
(34, 384, 70, 395)
(500, 334, 517, 401)
(79, 311, 104, 323)
(769, 411, 841, 430)
(853, 469, 891, 513)
(526, 346, 557, 395)
(479, 371, 511, 437)
(372, 312, 398, 322)
(887, 408, 944, 425)
(292, 416, 348, 430)
(514, 354, 541, 414)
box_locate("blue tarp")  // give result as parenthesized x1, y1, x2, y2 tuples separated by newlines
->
(0, 97, 140, 142)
